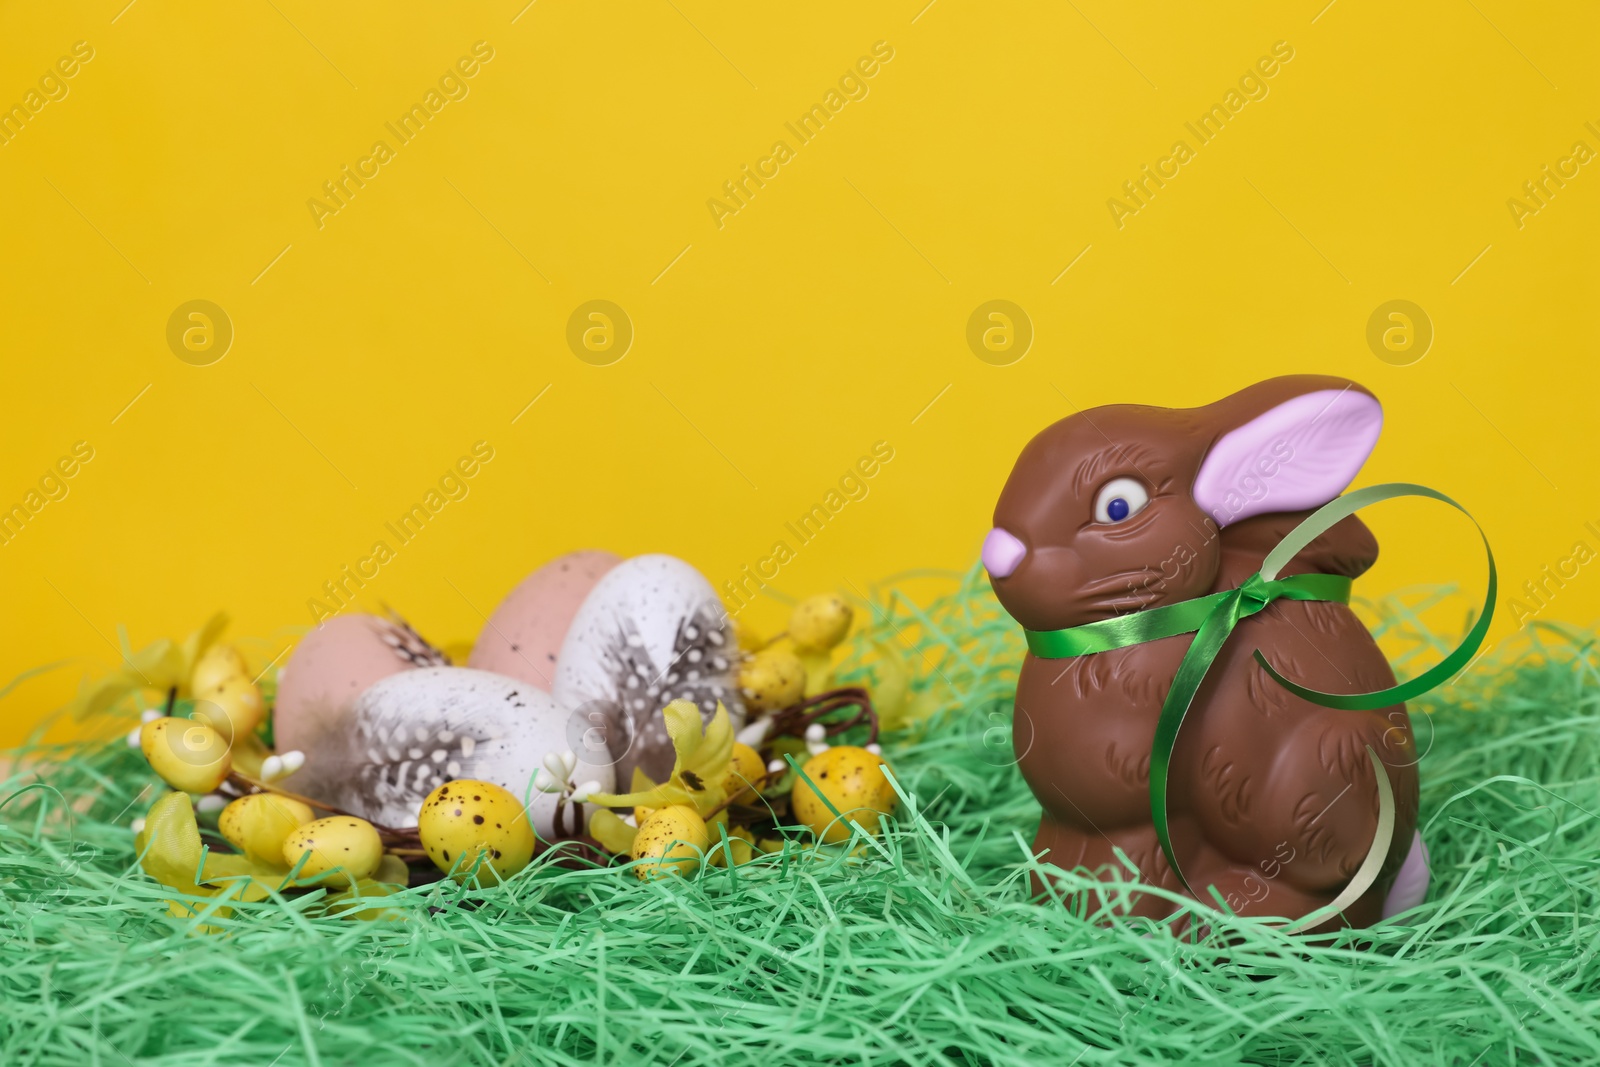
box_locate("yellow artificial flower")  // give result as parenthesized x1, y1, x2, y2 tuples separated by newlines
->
(586, 809, 640, 855)
(136, 790, 286, 920)
(587, 700, 735, 818)
(70, 612, 231, 719)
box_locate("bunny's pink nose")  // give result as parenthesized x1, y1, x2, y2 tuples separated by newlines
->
(982, 528, 1027, 579)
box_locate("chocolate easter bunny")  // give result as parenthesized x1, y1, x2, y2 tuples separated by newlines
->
(983, 376, 1431, 928)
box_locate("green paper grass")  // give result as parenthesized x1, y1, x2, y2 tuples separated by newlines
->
(4, 571, 1599, 1065)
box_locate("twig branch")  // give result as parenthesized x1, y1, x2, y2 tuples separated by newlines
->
(764, 686, 879, 746)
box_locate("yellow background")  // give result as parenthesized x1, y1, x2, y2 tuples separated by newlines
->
(2, 1, 1596, 747)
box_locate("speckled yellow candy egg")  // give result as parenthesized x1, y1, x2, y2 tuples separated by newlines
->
(789, 594, 853, 652)
(709, 825, 756, 868)
(724, 743, 766, 803)
(631, 805, 708, 880)
(281, 816, 383, 886)
(374, 853, 411, 886)
(218, 793, 315, 865)
(739, 648, 806, 712)
(327, 881, 406, 922)
(139, 717, 232, 794)
(191, 676, 265, 742)
(417, 779, 536, 883)
(791, 746, 897, 844)
(190, 642, 249, 694)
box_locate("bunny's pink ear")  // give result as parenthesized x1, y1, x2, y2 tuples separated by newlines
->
(1193, 388, 1382, 527)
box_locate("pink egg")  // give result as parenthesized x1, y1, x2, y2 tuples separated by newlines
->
(273, 614, 445, 759)
(467, 550, 622, 690)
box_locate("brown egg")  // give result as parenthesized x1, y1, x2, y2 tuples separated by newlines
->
(467, 550, 622, 690)
(273, 614, 442, 759)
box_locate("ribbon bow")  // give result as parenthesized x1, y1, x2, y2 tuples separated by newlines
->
(1022, 483, 1496, 928)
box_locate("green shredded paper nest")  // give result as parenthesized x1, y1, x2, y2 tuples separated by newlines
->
(3, 572, 1598, 1066)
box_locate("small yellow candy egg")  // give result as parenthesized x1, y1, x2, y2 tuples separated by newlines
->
(191, 643, 249, 694)
(738, 648, 806, 712)
(191, 676, 265, 742)
(140, 717, 232, 794)
(417, 779, 536, 884)
(282, 816, 383, 887)
(374, 853, 411, 887)
(631, 805, 708, 880)
(791, 746, 897, 844)
(724, 742, 766, 803)
(709, 825, 755, 868)
(218, 793, 315, 865)
(328, 881, 405, 922)
(789, 594, 853, 653)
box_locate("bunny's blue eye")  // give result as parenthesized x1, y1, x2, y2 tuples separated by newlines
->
(1093, 477, 1150, 524)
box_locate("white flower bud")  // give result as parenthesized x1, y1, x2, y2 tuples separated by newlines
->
(736, 718, 772, 746)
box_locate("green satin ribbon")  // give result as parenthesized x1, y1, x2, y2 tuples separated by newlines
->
(1022, 482, 1496, 920)
(1025, 573, 1353, 658)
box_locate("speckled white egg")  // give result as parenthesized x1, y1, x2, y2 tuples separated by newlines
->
(289, 666, 612, 840)
(552, 554, 745, 785)
(273, 614, 447, 761)
(467, 550, 622, 690)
